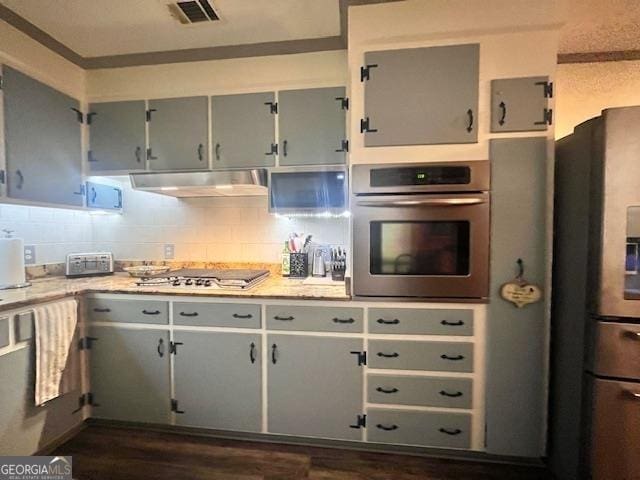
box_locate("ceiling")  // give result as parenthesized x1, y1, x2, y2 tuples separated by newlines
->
(0, 0, 341, 57)
(559, 0, 640, 54)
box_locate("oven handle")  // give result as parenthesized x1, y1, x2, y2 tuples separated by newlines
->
(355, 198, 486, 207)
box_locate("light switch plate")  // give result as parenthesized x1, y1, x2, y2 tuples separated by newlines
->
(24, 245, 36, 265)
(164, 244, 175, 260)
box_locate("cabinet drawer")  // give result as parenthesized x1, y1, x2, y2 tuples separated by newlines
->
(367, 408, 471, 449)
(266, 305, 363, 332)
(173, 302, 261, 328)
(368, 375, 472, 409)
(369, 308, 473, 335)
(87, 298, 168, 325)
(368, 340, 473, 372)
(593, 321, 640, 379)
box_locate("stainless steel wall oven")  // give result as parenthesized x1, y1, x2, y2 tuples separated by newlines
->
(352, 161, 490, 299)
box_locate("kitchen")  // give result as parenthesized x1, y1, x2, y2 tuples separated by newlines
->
(0, 1, 638, 479)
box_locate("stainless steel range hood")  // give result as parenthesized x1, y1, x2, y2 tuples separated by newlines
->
(129, 169, 268, 197)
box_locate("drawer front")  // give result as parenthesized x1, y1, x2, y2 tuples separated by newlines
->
(367, 408, 471, 449)
(368, 340, 473, 372)
(266, 305, 363, 333)
(87, 298, 169, 325)
(367, 374, 472, 409)
(0, 317, 9, 349)
(591, 378, 640, 480)
(14, 311, 34, 342)
(369, 308, 473, 335)
(593, 321, 640, 379)
(173, 302, 261, 328)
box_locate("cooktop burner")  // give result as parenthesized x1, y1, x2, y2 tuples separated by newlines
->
(135, 268, 270, 290)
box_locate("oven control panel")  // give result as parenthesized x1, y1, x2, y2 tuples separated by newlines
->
(66, 252, 114, 277)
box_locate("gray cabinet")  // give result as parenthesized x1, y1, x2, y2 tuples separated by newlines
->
(486, 137, 548, 457)
(491, 77, 552, 132)
(173, 331, 261, 432)
(268, 334, 363, 440)
(89, 326, 171, 424)
(88, 100, 146, 171)
(211, 92, 276, 168)
(278, 87, 347, 166)
(147, 96, 209, 171)
(362, 44, 479, 146)
(2, 65, 83, 206)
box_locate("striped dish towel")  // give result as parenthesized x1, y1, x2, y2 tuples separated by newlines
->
(34, 299, 79, 406)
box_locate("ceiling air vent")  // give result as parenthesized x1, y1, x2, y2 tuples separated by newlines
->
(169, 0, 219, 24)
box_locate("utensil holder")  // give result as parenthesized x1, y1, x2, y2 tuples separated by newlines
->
(289, 253, 309, 278)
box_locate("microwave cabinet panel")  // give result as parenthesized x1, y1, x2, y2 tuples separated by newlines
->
(278, 87, 347, 166)
(362, 44, 479, 146)
(147, 96, 209, 171)
(88, 100, 146, 171)
(490, 76, 551, 132)
(2, 65, 84, 207)
(211, 92, 276, 168)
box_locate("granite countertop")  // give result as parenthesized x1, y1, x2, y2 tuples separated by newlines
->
(0, 273, 350, 312)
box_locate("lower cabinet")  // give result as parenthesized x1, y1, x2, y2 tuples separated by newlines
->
(267, 334, 364, 440)
(173, 331, 262, 432)
(89, 326, 171, 424)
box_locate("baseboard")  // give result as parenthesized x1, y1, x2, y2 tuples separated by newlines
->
(86, 418, 546, 468)
(33, 422, 87, 455)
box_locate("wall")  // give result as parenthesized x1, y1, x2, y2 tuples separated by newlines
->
(555, 60, 640, 139)
(92, 180, 348, 263)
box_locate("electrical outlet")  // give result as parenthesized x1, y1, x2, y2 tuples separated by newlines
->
(164, 244, 175, 260)
(24, 245, 36, 265)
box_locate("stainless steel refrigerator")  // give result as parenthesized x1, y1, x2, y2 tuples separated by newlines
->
(550, 106, 640, 479)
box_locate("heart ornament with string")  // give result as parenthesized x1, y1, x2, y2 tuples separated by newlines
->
(501, 258, 543, 308)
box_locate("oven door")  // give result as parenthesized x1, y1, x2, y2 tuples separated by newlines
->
(352, 192, 490, 299)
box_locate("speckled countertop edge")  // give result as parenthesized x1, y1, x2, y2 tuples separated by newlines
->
(0, 272, 351, 313)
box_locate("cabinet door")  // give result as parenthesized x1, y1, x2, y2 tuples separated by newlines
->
(363, 44, 479, 146)
(211, 92, 275, 168)
(174, 331, 261, 432)
(86, 182, 122, 210)
(3, 65, 83, 206)
(148, 96, 208, 171)
(89, 326, 170, 424)
(279, 87, 347, 166)
(268, 334, 363, 440)
(88, 100, 146, 171)
(491, 76, 551, 132)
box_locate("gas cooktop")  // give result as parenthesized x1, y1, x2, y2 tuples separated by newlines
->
(135, 268, 270, 290)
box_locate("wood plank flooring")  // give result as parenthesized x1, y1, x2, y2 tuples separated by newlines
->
(53, 426, 551, 480)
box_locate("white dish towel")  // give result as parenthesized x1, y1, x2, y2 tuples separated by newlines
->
(34, 299, 78, 406)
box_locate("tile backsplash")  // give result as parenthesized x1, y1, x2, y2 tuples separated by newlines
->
(0, 180, 349, 266)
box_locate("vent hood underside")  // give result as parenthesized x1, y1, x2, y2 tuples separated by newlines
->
(130, 169, 268, 197)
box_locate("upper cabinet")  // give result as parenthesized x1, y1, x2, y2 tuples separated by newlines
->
(211, 92, 276, 168)
(278, 87, 347, 166)
(2, 65, 84, 207)
(362, 44, 479, 147)
(88, 100, 146, 171)
(490, 76, 553, 132)
(147, 96, 209, 171)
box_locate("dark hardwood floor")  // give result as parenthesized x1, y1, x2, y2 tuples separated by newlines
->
(53, 426, 551, 480)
